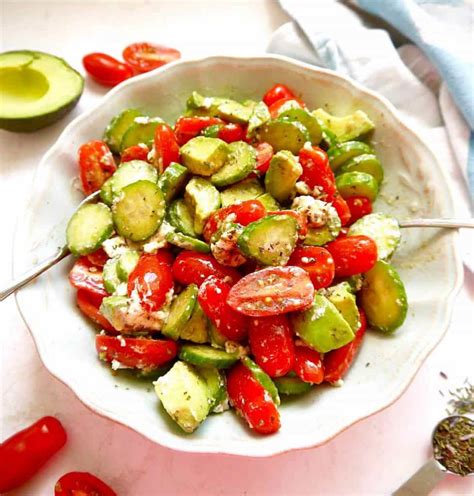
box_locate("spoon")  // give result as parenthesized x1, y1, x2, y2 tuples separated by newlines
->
(393, 415, 474, 495)
(0, 196, 473, 302)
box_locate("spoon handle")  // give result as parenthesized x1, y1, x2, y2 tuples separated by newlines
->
(393, 458, 445, 496)
(0, 246, 70, 302)
(399, 218, 474, 229)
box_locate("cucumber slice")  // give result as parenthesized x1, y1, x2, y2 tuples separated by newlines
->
(120, 116, 163, 151)
(201, 124, 221, 138)
(319, 126, 339, 150)
(256, 193, 280, 211)
(66, 203, 113, 256)
(348, 213, 401, 260)
(112, 180, 165, 242)
(158, 162, 189, 203)
(337, 153, 384, 185)
(104, 108, 144, 154)
(167, 199, 196, 237)
(336, 171, 379, 202)
(180, 345, 239, 369)
(110, 160, 158, 199)
(279, 108, 322, 145)
(303, 222, 341, 246)
(274, 376, 313, 395)
(242, 357, 280, 405)
(116, 250, 140, 281)
(247, 101, 271, 136)
(220, 178, 265, 207)
(184, 177, 221, 235)
(166, 231, 210, 253)
(211, 141, 256, 187)
(258, 119, 310, 154)
(103, 258, 125, 295)
(100, 176, 114, 206)
(359, 260, 408, 333)
(238, 215, 298, 266)
(208, 323, 227, 349)
(327, 141, 373, 171)
(198, 367, 228, 411)
(162, 284, 198, 340)
(180, 301, 209, 343)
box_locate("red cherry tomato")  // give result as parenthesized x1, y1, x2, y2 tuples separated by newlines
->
(83, 53, 133, 87)
(120, 144, 150, 163)
(293, 346, 324, 384)
(326, 235, 378, 277)
(172, 251, 241, 287)
(227, 266, 314, 317)
(263, 83, 297, 107)
(127, 252, 173, 312)
(203, 200, 266, 242)
(55, 472, 116, 496)
(299, 146, 336, 199)
(96, 335, 177, 371)
(337, 227, 349, 239)
(123, 42, 181, 74)
(324, 309, 367, 383)
(174, 116, 224, 145)
(268, 210, 308, 238)
(227, 362, 280, 434)
(69, 257, 107, 298)
(249, 315, 295, 377)
(288, 246, 335, 289)
(198, 276, 248, 342)
(86, 247, 109, 267)
(76, 290, 116, 333)
(154, 123, 180, 172)
(254, 142, 273, 174)
(0, 416, 67, 493)
(78, 140, 117, 196)
(218, 123, 246, 143)
(346, 196, 373, 224)
(268, 97, 305, 119)
(331, 193, 351, 226)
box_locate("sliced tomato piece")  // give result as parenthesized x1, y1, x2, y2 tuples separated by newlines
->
(120, 144, 150, 163)
(346, 196, 373, 224)
(122, 42, 181, 74)
(154, 123, 180, 172)
(331, 193, 351, 226)
(268, 210, 308, 238)
(294, 346, 324, 384)
(288, 246, 335, 289)
(268, 97, 305, 119)
(218, 123, 246, 143)
(299, 146, 336, 199)
(227, 362, 280, 434)
(86, 247, 109, 267)
(78, 140, 117, 196)
(254, 142, 273, 174)
(55, 471, 116, 496)
(198, 276, 248, 342)
(263, 83, 297, 107)
(326, 235, 377, 277)
(76, 290, 116, 333)
(69, 257, 107, 298)
(174, 116, 224, 145)
(227, 266, 314, 317)
(82, 53, 133, 87)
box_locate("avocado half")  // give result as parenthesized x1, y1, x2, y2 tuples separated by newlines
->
(0, 50, 84, 132)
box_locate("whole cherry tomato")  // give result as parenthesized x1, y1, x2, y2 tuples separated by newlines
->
(174, 116, 224, 145)
(326, 235, 378, 277)
(154, 123, 180, 172)
(268, 97, 305, 119)
(331, 193, 351, 226)
(218, 123, 246, 143)
(123, 42, 181, 74)
(346, 196, 373, 224)
(293, 346, 324, 384)
(227, 362, 280, 434)
(83, 53, 133, 86)
(55, 472, 116, 496)
(254, 142, 273, 174)
(198, 276, 248, 342)
(120, 144, 150, 163)
(288, 246, 335, 289)
(172, 251, 241, 287)
(268, 210, 308, 238)
(76, 290, 116, 333)
(69, 257, 107, 298)
(263, 83, 297, 107)
(78, 140, 117, 196)
(249, 315, 295, 377)
(127, 251, 174, 312)
(86, 247, 109, 267)
(299, 146, 336, 199)
(0, 416, 67, 492)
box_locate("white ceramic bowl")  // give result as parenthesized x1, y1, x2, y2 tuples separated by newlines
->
(14, 55, 462, 457)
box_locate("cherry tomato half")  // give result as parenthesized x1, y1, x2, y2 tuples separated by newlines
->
(268, 210, 308, 238)
(83, 53, 133, 87)
(76, 289, 116, 333)
(0, 416, 67, 493)
(69, 257, 107, 298)
(174, 116, 224, 146)
(123, 42, 181, 74)
(218, 123, 246, 143)
(268, 97, 305, 119)
(346, 196, 373, 224)
(227, 362, 280, 434)
(198, 276, 248, 342)
(154, 123, 180, 172)
(288, 246, 335, 289)
(55, 472, 116, 496)
(254, 142, 274, 174)
(86, 247, 109, 267)
(331, 193, 351, 226)
(326, 235, 378, 277)
(299, 146, 336, 199)
(78, 140, 117, 196)
(121, 143, 150, 163)
(293, 346, 324, 384)
(263, 83, 296, 107)
(227, 266, 314, 317)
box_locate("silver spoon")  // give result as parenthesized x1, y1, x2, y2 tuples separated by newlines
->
(1, 202, 473, 301)
(393, 415, 474, 495)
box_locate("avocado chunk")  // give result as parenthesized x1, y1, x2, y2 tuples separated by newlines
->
(313, 108, 375, 142)
(265, 150, 302, 203)
(184, 177, 221, 235)
(0, 50, 84, 132)
(180, 136, 228, 176)
(211, 141, 256, 187)
(216, 100, 253, 124)
(154, 361, 211, 433)
(99, 295, 130, 330)
(247, 101, 271, 136)
(220, 177, 265, 207)
(326, 283, 360, 332)
(291, 294, 355, 353)
(256, 193, 280, 211)
(179, 301, 209, 343)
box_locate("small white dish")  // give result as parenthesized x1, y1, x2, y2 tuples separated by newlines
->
(13, 55, 463, 457)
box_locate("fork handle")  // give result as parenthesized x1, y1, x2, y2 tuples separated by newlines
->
(399, 218, 474, 229)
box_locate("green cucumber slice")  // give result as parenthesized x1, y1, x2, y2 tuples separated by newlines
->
(220, 178, 265, 207)
(180, 301, 209, 343)
(237, 215, 298, 266)
(100, 176, 114, 206)
(158, 162, 189, 203)
(247, 101, 271, 136)
(319, 126, 339, 150)
(258, 119, 310, 154)
(116, 250, 140, 281)
(197, 367, 228, 411)
(211, 141, 256, 187)
(166, 231, 210, 253)
(201, 124, 221, 138)
(336, 171, 379, 202)
(66, 203, 113, 256)
(104, 108, 144, 154)
(112, 180, 165, 242)
(274, 376, 313, 395)
(279, 108, 322, 145)
(120, 116, 163, 151)
(180, 344, 239, 369)
(242, 357, 280, 405)
(103, 258, 125, 295)
(256, 193, 280, 211)
(166, 199, 196, 237)
(348, 213, 401, 260)
(110, 160, 158, 199)
(327, 141, 373, 171)
(359, 260, 408, 333)
(162, 284, 198, 340)
(303, 223, 341, 246)
(208, 323, 227, 349)
(337, 153, 384, 185)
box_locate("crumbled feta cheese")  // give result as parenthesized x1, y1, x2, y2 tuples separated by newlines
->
(102, 236, 129, 258)
(134, 116, 152, 125)
(295, 181, 311, 195)
(142, 222, 175, 253)
(292, 195, 339, 231)
(111, 359, 128, 371)
(210, 224, 246, 267)
(329, 379, 344, 387)
(147, 147, 156, 162)
(212, 397, 230, 413)
(117, 335, 126, 347)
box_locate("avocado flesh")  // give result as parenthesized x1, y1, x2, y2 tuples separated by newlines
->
(0, 51, 84, 132)
(326, 283, 360, 332)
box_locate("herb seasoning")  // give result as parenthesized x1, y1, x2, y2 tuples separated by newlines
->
(446, 380, 474, 416)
